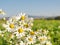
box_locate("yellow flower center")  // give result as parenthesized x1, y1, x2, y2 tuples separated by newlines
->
(28, 38, 33, 41)
(30, 31, 35, 35)
(18, 28, 24, 33)
(40, 37, 45, 41)
(9, 24, 14, 28)
(21, 15, 25, 20)
(24, 24, 28, 28)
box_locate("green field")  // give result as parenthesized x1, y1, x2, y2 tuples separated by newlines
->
(0, 19, 60, 45)
(32, 19, 60, 45)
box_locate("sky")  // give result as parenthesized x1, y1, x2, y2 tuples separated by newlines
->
(0, 0, 60, 17)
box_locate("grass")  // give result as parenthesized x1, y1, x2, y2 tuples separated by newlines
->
(0, 19, 60, 45)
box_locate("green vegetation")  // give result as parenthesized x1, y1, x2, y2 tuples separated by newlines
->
(32, 19, 60, 45)
(0, 19, 60, 45)
(0, 19, 6, 30)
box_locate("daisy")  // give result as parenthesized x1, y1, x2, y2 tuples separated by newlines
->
(20, 13, 26, 20)
(42, 29, 49, 35)
(0, 9, 6, 15)
(38, 35, 47, 44)
(29, 31, 35, 36)
(25, 35, 36, 45)
(14, 27, 25, 38)
(3, 23, 16, 32)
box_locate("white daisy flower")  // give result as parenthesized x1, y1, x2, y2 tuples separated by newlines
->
(42, 29, 49, 35)
(3, 23, 16, 32)
(20, 13, 26, 20)
(0, 9, 6, 15)
(25, 35, 36, 45)
(14, 28, 25, 38)
(38, 35, 47, 44)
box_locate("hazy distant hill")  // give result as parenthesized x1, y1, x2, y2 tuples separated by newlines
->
(28, 15, 60, 20)
(28, 15, 48, 18)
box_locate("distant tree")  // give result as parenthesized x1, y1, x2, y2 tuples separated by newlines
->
(55, 16, 60, 20)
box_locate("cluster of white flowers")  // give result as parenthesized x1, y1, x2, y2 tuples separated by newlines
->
(2, 13, 52, 45)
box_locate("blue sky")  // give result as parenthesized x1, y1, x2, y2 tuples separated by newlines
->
(0, 0, 60, 17)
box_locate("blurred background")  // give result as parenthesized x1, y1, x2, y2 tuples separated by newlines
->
(0, 0, 60, 20)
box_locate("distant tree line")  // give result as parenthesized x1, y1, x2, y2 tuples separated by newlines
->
(47, 16, 60, 20)
(34, 16, 60, 20)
